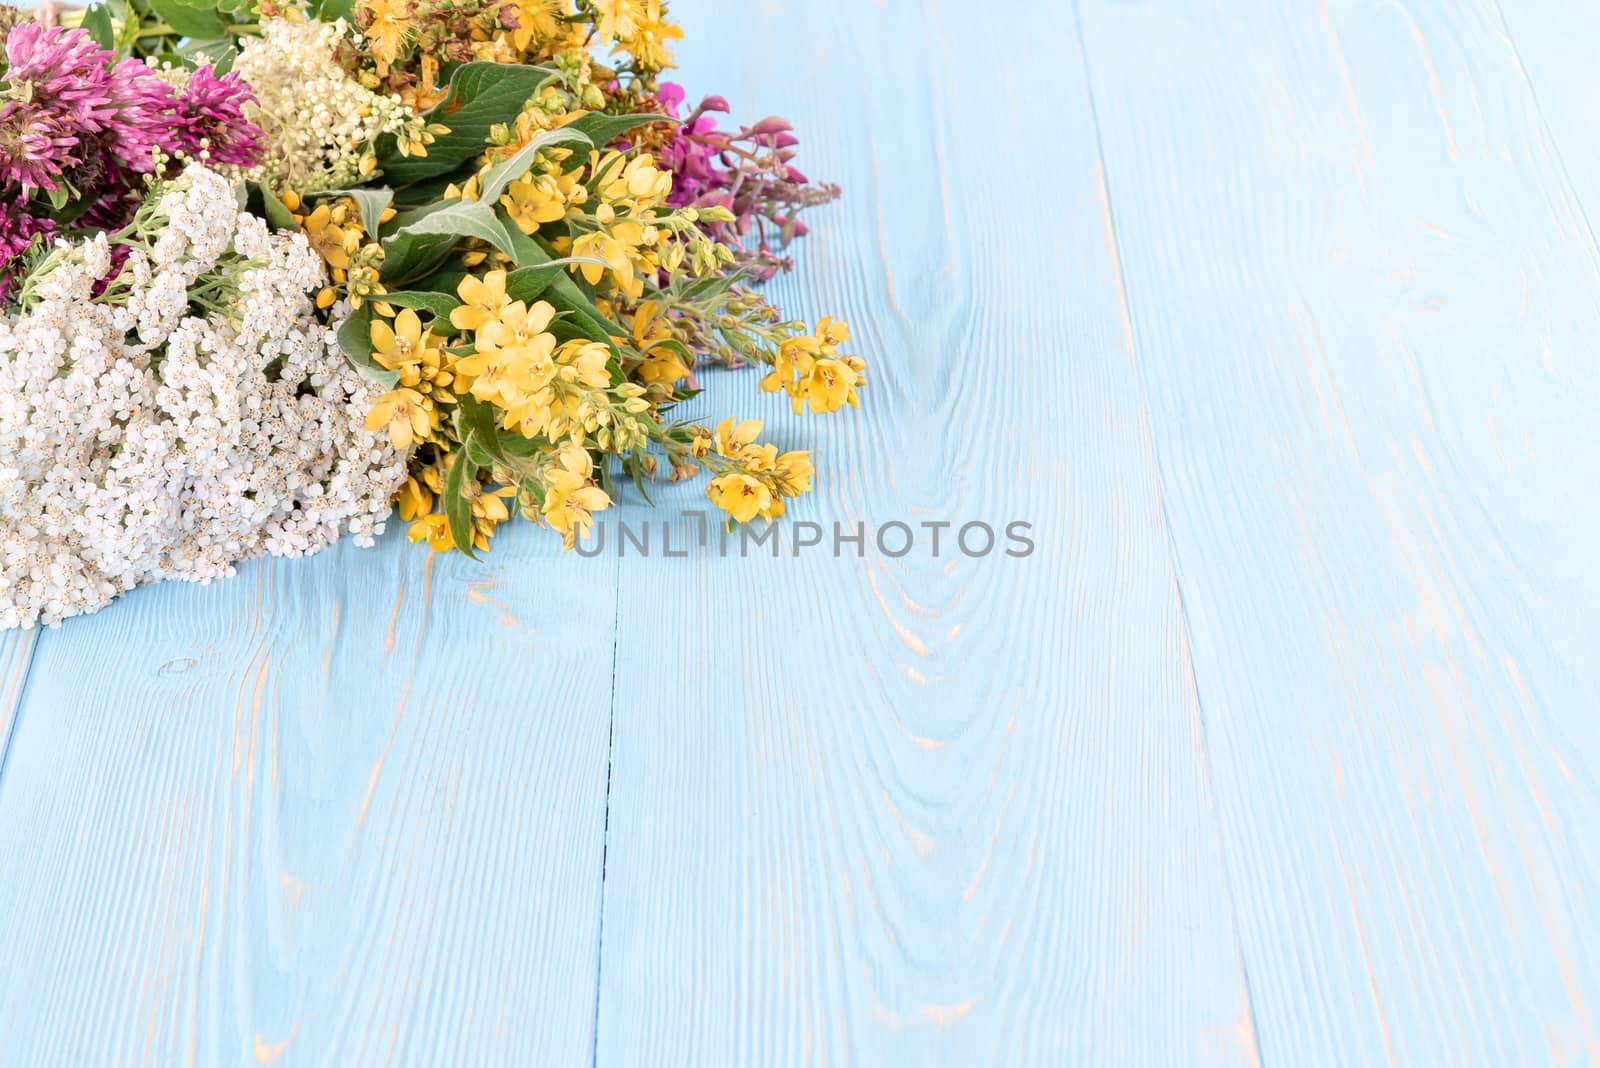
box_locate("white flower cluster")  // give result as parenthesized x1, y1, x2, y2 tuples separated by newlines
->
(0, 166, 408, 630)
(231, 18, 424, 192)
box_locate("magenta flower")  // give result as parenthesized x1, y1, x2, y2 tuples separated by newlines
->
(0, 23, 266, 294)
(0, 193, 53, 301)
(172, 64, 263, 169)
(3, 21, 121, 131)
(0, 24, 264, 239)
(0, 100, 77, 194)
(652, 83, 837, 280)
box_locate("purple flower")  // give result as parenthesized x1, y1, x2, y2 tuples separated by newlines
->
(172, 64, 264, 169)
(3, 22, 120, 130)
(656, 81, 686, 118)
(0, 192, 54, 302)
(0, 99, 77, 194)
(652, 85, 839, 280)
(0, 24, 262, 231)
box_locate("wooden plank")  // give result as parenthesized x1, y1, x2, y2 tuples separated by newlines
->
(1076, 1, 1600, 1064)
(591, 2, 1259, 1065)
(0, 632, 37, 775)
(0, 532, 615, 1065)
(1497, 4, 1600, 223)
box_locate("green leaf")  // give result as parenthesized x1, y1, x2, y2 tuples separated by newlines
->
(210, 44, 237, 76)
(476, 126, 593, 207)
(312, 0, 354, 21)
(416, 269, 468, 295)
(495, 432, 548, 459)
(499, 221, 624, 342)
(378, 63, 559, 187)
(82, 5, 116, 50)
(676, 272, 739, 303)
(178, 36, 232, 63)
(443, 448, 479, 558)
(502, 258, 605, 304)
(375, 290, 461, 324)
(380, 200, 518, 284)
(256, 182, 296, 230)
(345, 188, 394, 237)
(565, 112, 672, 153)
(335, 305, 400, 388)
(456, 393, 502, 445)
(147, 0, 225, 40)
(463, 435, 498, 468)
(398, 200, 518, 255)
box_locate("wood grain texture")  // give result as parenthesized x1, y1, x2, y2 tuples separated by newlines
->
(1497, 0, 1600, 221)
(591, 1, 1258, 1065)
(1076, 0, 1600, 1064)
(0, 632, 36, 774)
(0, 533, 616, 1066)
(4, 0, 1600, 1064)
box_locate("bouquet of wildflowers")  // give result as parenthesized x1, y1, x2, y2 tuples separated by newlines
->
(0, 0, 860, 628)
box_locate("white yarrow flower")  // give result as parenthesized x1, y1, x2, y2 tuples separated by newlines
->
(0, 165, 408, 630)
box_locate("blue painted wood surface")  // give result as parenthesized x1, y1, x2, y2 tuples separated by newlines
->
(2, 0, 1598, 1064)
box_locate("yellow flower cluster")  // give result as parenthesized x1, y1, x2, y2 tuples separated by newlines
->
(311, 0, 866, 553)
(449, 270, 652, 448)
(556, 150, 727, 300)
(398, 460, 518, 552)
(591, 0, 683, 68)
(365, 309, 458, 448)
(539, 442, 612, 548)
(700, 418, 814, 524)
(352, 0, 682, 106)
(627, 301, 691, 389)
(285, 192, 392, 309)
(760, 316, 866, 415)
(501, 157, 588, 233)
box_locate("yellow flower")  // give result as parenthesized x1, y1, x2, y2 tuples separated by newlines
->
(477, 298, 557, 352)
(501, 0, 563, 52)
(591, 0, 645, 45)
(452, 270, 511, 332)
(360, 0, 413, 75)
(559, 339, 614, 388)
(774, 450, 813, 495)
(707, 472, 772, 525)
(370, 308, 435, 369)
(713, 417, 762, 456)
(455, 299, 560, 408)
(597, 152, 672, 207)
(570, 230, 632, 289)
(637, 347, 689, 387)
(365, 388, 434, 449)
(474, 485, 517, 524)
(499, 340, 612, 441)
(617, 0, 683, 69)
(628, 301, 690, 386)
(397, 474, 434, 520)
(501, 175, 567, 233)
(803, 358, 861, 413)
(443, 175, 481, 203)
(732, 441, 775, 472)
(761, 317, 866, 415)
(301, 204, 350, 270)
(466, 483, 519, 550)
(817, 316, 850, 346)
(406, 513, 454, 552)
(541, 444, 612, 549)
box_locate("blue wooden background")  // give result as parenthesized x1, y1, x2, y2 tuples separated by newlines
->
(4, 0, 1600, 1064)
